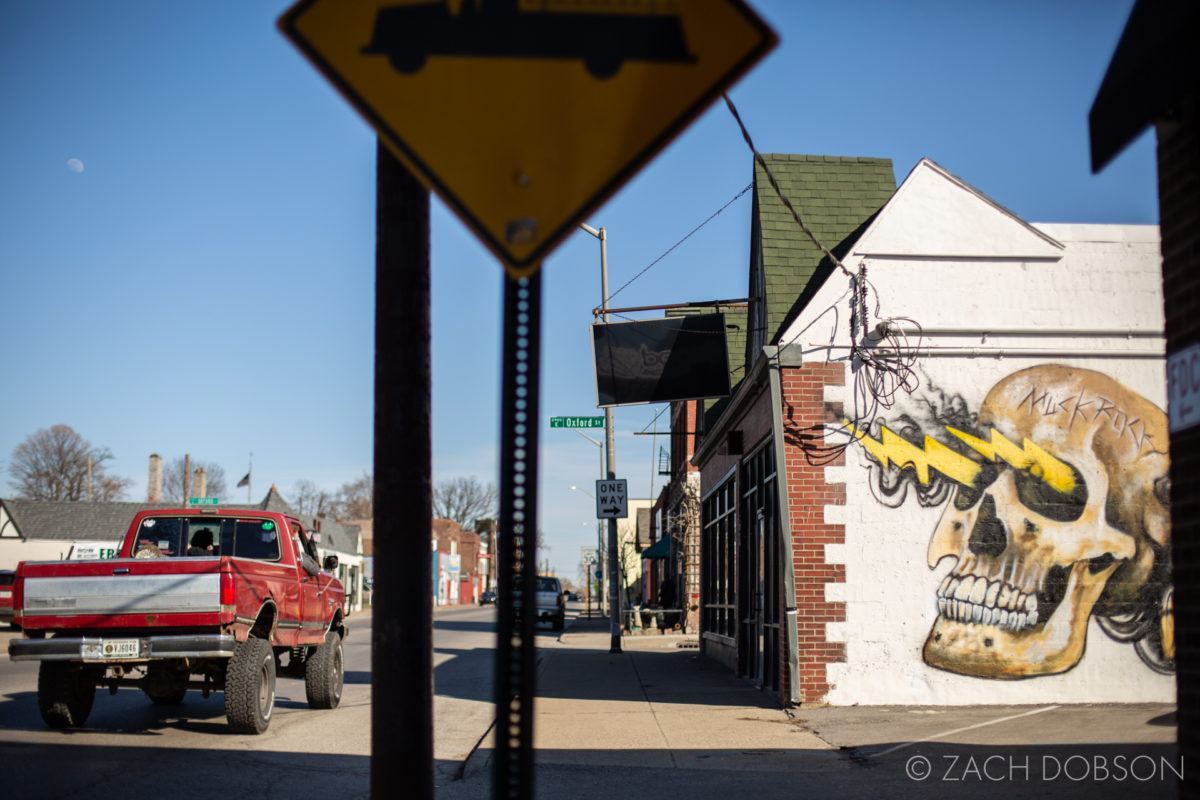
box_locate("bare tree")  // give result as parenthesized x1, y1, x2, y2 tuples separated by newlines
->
(433, 476, 497, 529)
(666, 477, 701, 613)
(290, 479, 331, 517)
(9, 425, 132, 501)
(161, 457, 228, 503)
(330, 472, 373, 521)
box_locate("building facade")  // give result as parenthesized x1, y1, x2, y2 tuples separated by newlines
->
(693, 155, 1173, 706)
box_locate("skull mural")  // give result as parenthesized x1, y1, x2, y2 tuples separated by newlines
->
(923, 365, 1171, 678)
(851, 364, 1173, 679)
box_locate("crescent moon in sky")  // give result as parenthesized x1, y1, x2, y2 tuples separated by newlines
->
(66, 158, 84, 173)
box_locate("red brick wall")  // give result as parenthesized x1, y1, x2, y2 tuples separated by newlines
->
(1158, 117, 1199, 791)
(779, 362, 847, 704)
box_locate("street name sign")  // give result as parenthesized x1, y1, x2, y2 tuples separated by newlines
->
(187, 497, 219, 506)
(278, 0, 776, 275)
(550, 415, 604, 429)
(595, 478, 627, 519)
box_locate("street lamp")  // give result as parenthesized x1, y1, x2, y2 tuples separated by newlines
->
(579, 221, 622, 654)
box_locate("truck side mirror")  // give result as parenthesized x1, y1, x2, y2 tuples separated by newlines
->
(323, 554, 339, 572)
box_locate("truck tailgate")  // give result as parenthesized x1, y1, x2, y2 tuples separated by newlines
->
(17, 558, 224, 630)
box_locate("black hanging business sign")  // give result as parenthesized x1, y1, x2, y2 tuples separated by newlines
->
(591, 313, 732, 407)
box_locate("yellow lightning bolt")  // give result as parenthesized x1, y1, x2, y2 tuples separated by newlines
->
(845, 422, 981, 486)
(946, 427, 1076, 493)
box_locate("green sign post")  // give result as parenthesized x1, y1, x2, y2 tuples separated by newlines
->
(550, 416, 604, 429)
(187, 497, 219, 506)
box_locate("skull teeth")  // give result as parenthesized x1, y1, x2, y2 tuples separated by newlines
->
(936, 575, 1040, 632)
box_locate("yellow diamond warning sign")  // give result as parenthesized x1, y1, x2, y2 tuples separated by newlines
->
(279, 0, 776, 275)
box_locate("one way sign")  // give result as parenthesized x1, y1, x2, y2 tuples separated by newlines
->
(595, 479, 628, 519)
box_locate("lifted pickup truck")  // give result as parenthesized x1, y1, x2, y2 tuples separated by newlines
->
(7, 508, 346, 734)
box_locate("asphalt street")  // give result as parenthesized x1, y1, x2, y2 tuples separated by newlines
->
(0, 605, 1181, 800)
(0, 603, 518, 799)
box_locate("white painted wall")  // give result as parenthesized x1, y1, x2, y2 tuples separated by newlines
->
(0, 539, 123, 569)
(780, 160, 1172, 704)
(617, 498, 653, 603)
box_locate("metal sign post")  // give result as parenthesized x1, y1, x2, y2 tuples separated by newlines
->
(493, 272, 542, 800)
(371, 144, 433, 800)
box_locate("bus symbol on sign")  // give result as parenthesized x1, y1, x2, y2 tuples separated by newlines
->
(595, 479, 627, 519)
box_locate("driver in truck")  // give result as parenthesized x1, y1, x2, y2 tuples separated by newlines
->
(187, 528, 216, 556)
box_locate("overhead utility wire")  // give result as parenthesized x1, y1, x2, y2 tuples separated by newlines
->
(721, 92, 924, 466)
(606, 182, 753, 303)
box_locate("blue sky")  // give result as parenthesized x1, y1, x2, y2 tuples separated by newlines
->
(0, 1, 1156, 576)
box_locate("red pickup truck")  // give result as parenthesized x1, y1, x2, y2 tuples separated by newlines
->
(7, 508, 346, 734)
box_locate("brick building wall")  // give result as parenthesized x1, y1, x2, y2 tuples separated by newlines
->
(779, 362, 847, 704)
(1158, 116, 1199, 792)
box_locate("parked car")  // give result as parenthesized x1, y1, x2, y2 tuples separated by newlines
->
(511, 576, 566, 630)
(535, 576, 565, 631)
(479, 590, 496, 605)
(0, 571, 14, 627)
(8, 509, 346, 733)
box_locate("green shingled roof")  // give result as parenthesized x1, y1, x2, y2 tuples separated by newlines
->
(753, 154, 896, 348)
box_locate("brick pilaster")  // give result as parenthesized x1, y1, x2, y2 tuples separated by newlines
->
(779, 362, 846, 704)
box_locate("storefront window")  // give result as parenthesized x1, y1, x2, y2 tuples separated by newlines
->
(701, 477, 737, 637)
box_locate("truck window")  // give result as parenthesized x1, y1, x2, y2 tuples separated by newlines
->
(133, 517, 186, 558)
(132, 516, 280, 561)
(134, 517, 230, 558)
(293, 524, 320, 561)
(232, 519, 281, 561)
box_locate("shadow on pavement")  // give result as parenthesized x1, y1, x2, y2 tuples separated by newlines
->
(0, 688, 232, 736)
(448, 741, 1181, 800)
(0, 741, 375, 799)
(535, 648, 780, 710)
(434, 647, 495, 704)
(344, 669, 371, 685)
(433, 619, 496, 634)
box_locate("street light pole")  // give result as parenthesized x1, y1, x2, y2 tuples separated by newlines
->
(573, 430, 606, 617)
(580, 222, 622, 654)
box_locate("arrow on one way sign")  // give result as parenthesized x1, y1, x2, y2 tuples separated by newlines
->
(595, 479, 628, 519)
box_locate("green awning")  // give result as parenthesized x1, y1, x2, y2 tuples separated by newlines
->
(641, 537, 671, 559)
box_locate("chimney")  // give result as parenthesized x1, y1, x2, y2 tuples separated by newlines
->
(194, 467, 207, 500)
(148, 454, 163, 502)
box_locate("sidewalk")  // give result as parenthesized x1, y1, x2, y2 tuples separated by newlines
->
(446, 615, 1180, 799)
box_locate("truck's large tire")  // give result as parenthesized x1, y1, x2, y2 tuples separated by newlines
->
(38, 662, 95, 728)
(304, 629, 344, 710)
(225, 637, 275, 734)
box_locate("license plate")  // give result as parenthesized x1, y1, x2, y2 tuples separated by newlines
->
(81, 639, 140, 660)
